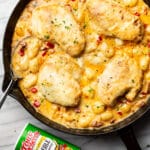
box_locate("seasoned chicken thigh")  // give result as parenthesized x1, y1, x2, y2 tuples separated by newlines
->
(31, 4, 85, 56)
(38, 53, 82, 106)
(86, 0, 143, 41)
(97, 55, 142, 106)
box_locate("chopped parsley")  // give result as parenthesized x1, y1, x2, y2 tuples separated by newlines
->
(85, 105, 89, 108)
(41, 99, 45, 103)
(44, 35, 50, 40)
(73, 8, 77, 12)
(88, 87, 94, 93)
(97, 104, 105, 109)
(131, 79, 135, 83)
(83, 24, 87, 29)
(65, 26, 70, 30)
(73, 39, 79, 44)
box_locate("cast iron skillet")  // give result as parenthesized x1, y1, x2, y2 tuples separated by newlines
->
(2, 0, 150, 149)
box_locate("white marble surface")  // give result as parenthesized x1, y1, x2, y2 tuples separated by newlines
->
(0, 1, 150, 150)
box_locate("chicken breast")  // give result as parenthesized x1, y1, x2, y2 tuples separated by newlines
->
(31, 4, 85, 56)
(38, 53, 82, 106)
(86, 0, 143, 41)
(97, 54, 142, 106)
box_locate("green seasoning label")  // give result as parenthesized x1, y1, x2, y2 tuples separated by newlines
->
(15, 123, 80, 150)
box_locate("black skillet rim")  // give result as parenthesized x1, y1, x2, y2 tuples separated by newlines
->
(2, 0, 150, 135)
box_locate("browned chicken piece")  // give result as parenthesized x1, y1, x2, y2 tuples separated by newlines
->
(38, 53, 82, 107)
(97, 55, 142, 106)
(86, 0, 143, 41)
(31, 4, 85, 56)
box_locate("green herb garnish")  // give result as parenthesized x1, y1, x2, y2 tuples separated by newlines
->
(44, 35, 50, 39)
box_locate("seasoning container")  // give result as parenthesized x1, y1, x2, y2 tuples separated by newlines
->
(15, 123, 80, 150)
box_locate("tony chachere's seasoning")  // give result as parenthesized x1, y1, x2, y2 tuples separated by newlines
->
(15, 123, 80, 150)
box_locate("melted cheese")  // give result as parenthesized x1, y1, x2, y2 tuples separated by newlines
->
(12, 0, 150, 129)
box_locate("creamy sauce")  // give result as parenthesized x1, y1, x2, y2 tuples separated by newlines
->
(12, 0, 150, 129)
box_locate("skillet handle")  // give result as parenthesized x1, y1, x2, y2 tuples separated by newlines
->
(118, 126, 141, 150)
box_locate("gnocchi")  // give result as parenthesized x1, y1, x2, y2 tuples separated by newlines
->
(29, 58, 39, 73)
(119, 103, 131, 113)
(21, 74, 37, 88)
(11, 0, 150, 129)
(27, 38, 42, 59)
(85, 67, 95, 79)
(139, 55, 149, 71)
(18, 55, 29, 71)
(78, 115, 93, 128)
(92, 101, 105, 114)
(101, 111, 113, 121)
(145, 72, 150, 81)
(123, 0, 138, 7)
(82, 86, 95, 98)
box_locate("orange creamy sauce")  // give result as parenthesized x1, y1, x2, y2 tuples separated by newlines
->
(12, 0, 150, 129)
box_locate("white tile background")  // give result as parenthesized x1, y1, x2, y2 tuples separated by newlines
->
(0, 1, 150, 150)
